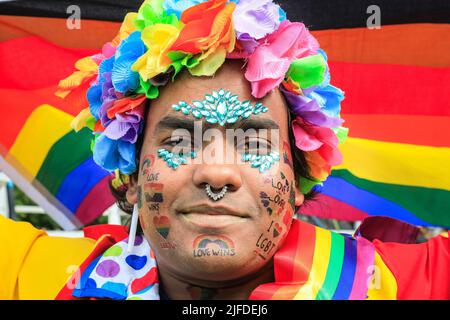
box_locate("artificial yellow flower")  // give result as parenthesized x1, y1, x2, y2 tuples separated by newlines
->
(71, 108, 94, 132)
(112, 12, 138, 46)
(55, 57, 98, 99)
(132, 23, 180, 81)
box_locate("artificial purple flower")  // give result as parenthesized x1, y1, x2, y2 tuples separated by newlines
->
(281, 86, 343, 128)
(236, 33, 260, 55)
(102, 105, 144, 144)
(99, 98, 115, 128)
(233, 0, 285, 40)
(98, 72, 119, 127)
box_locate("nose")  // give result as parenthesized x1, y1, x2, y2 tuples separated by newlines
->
(192, 164, 243, 192)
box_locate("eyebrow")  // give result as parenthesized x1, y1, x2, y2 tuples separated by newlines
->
(154, 113, 280, 134)
(155, 115, 196, 133)
(236, 117, 279, 131)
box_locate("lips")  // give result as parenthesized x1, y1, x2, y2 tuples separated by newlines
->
(178, 204, 250, 229)
(179, 204, 249, 218)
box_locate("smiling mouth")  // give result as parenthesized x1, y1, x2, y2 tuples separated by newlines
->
(178, 205, 250, 229)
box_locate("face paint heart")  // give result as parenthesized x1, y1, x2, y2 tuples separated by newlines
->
(273, 223, 283, 238)
(153, 216, 170, 239)
(260, 192, 270, 207)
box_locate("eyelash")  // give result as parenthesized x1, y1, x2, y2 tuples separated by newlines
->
(161, 137, 272, 154)
(162, 136, 191, 146)
(236, 138, 272, 154)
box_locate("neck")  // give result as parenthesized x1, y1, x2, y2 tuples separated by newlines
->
(157, 260, 275, 300)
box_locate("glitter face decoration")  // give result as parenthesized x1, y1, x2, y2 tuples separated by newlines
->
(158, 148, 197, 169)
(171, 89, 269, 126)
(242, 151, 280, 173)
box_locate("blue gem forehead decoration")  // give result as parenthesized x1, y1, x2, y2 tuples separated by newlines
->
(172, 89, 269, 126)
(242, 151, 280, 173)
(158, 148, 197, 170)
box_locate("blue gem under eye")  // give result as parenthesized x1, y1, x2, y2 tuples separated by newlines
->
(158, 148, 197, 170)
(242, 151, 280, 173)
(171, 89, 269, 126)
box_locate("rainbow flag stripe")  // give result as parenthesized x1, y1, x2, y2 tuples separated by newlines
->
(250, 219, 376, 300)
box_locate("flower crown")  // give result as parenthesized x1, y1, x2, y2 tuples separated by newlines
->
(56, 0, 347, 194)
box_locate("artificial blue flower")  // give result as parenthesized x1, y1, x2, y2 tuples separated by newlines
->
(87, 83, 103, 120)
(162, 0, 206, 19)
(98, 55, 115, 79)
(112, 31, 146, 94)
(309, 85, 344, 119)
(279, 6, 287, 22)
(306, 48, 344, 119)
(87, 56, 116, 120)
(93, 134, 136, 174)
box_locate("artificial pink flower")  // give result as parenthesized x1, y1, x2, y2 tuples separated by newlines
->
(292, 117, 342, 180)
(245, 20, 319, 98)
(92, 42, 116, 65)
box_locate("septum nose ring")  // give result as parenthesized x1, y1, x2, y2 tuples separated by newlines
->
(205, 184, 228, 201)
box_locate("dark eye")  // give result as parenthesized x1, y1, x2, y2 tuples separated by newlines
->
(237, 138, 271, 155)
(162, 136, 198, 150)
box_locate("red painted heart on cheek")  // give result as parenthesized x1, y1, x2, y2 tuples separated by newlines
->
(273, 223, 283, 238)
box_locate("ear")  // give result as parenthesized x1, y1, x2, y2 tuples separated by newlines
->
(125, 173, 139, 205)
(294, 181, 305, 207)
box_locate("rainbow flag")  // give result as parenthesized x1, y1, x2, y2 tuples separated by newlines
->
(249, 219, 377, 300)
(0, 1, 449, 228)
(0, 15, 118, 229)
(250, 218, 450, 300)
(299, 22, 450, 228)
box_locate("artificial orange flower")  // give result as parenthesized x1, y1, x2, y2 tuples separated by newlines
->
(94, 120, 106, 133)
(170, 0, 236, 58)
(106, 95, 147, 119)
(282, 77, 303, 96)
(305, 151, 330, 181)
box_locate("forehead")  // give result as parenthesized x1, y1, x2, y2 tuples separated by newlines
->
(145, 60, 289, 132)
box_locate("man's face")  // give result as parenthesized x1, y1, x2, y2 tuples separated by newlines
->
(128, 61, 303, 283)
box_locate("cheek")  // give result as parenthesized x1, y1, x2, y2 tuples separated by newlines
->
(138, 153, 186, 249)
(251, 162, 296, 260)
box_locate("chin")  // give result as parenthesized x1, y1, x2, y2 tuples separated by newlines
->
(179, 250, 266, 282)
